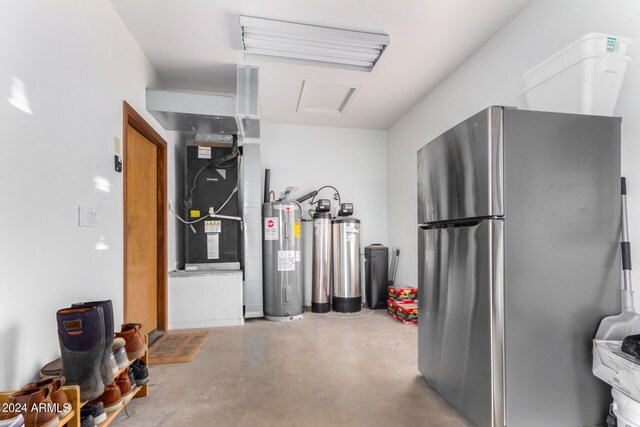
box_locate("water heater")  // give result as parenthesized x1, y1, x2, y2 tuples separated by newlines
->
(262, 201, 303, 321)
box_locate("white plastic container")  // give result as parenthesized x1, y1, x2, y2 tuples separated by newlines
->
(523, 33, 631, 116)
(593, 340, 640, 402)
(613, 388, 640, 427)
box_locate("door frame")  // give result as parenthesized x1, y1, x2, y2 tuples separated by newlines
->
(122, 101, 168, 331)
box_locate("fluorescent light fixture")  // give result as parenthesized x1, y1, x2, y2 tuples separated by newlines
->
(240, 16, 389, 72)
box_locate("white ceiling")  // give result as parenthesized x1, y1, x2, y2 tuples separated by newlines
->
(111, 0, 531, 130)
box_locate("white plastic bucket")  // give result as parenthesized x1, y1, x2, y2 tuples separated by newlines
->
(613, 388, 640, 427)
(523, 33, 631, 116)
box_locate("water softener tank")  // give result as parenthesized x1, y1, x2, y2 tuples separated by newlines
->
(302, 220, 313, 307)
(262, 201, 303, 321)
(332, 203, 361, 313)
(312, 200, 332, 313)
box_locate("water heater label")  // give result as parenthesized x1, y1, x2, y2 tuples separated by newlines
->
(264, 217, 279, 240)
(197, 146, 212, 159)
(278, 250, 296, 271)
(207, 233, 219, 259)
(293, 222, 301, 238)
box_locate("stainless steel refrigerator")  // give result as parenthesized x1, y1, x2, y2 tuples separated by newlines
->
(417, 107, 621, 427)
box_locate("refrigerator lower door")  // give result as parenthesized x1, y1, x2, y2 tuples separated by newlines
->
(418, 219, 504, 427)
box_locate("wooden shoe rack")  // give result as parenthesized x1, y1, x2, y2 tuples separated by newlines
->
(0, 335, 149, 427)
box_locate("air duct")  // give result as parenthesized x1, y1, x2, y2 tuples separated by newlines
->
(146, 65, 260, 138)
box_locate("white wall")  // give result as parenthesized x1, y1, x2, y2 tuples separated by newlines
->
(260, 123, 388, 248)
(388, 0, 640, 290)
(0, 0, 178, 389)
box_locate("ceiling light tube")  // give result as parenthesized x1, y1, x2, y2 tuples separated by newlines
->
(243, 28, 386, 50)
(243, 32, 383, 54)
(243, 48, 375, 67)
(243, 40, 380, 61)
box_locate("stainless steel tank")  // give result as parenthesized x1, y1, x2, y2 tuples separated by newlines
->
(302, 220, 313, 307)
(332, 217, 361, 312)
(262, 201, 303, 321)
(312, 212, 332, 313)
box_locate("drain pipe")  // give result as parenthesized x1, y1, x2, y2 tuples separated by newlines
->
(264, 169, 271, 203)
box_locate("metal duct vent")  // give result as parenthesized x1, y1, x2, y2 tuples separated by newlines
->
(146, 65, 260, 138)
(194, 133, 234, 145)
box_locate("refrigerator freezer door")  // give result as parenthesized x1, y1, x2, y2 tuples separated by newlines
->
(417, 107, 504, 224)
(418, 219, 504, 427)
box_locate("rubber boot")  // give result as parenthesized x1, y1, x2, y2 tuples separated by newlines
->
(72, 300, 117, 385)
(56, 306, 105, 402)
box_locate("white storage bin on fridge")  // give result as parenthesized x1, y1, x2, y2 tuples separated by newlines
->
(523, 33, 631, 116)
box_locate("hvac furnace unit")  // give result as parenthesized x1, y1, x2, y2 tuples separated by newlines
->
(184, 143, 241, 270)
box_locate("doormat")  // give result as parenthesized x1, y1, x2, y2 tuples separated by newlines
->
(148, 331, 209, 365)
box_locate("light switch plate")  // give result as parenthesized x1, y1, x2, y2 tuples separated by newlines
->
(78, 205, 101, 228)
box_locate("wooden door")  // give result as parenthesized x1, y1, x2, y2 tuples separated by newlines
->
(124, 125, 158, 334)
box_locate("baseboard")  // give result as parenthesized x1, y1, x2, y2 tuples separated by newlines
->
(168, 318, 244, 330)
(244, 310, 264, 318)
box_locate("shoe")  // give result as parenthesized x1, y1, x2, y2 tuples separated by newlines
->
(56, 306, 106, 402)
(88, 383, 122, 413)
(39, 359, 62, 379)
(127, 368, 137, 392)
(72, 300, 117, 385)
(116, 369, 133, 404)
(112, 347, 128, 370)
(130, 360, 149, 386)
(80, 415, 95, 427)
(112, 337, 126, 352)
(0, 414, 24, 427)
(115, 324, 146, 360)
(0, 385, 59, 427)
(21, 376, 71, 419)
(80, 402, 106, 425)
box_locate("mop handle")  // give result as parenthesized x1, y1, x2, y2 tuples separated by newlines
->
(622, 178, 634, 310)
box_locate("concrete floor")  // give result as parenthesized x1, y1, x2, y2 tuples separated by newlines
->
(114, 310, 469, 427)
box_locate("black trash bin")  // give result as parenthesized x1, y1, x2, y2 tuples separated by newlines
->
(365, 244, 389, 309)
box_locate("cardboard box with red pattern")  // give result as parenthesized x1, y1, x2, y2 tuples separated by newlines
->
(387, 297, 418, 324)
(387, 298, 398, 318)
(396, 303, 418, 324)
(388, 286, 418, 302)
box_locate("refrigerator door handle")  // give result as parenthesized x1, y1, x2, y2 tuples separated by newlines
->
(489, 220, 505, 427)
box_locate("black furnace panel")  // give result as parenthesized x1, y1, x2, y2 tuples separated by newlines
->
(184, 144, 241, 268)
